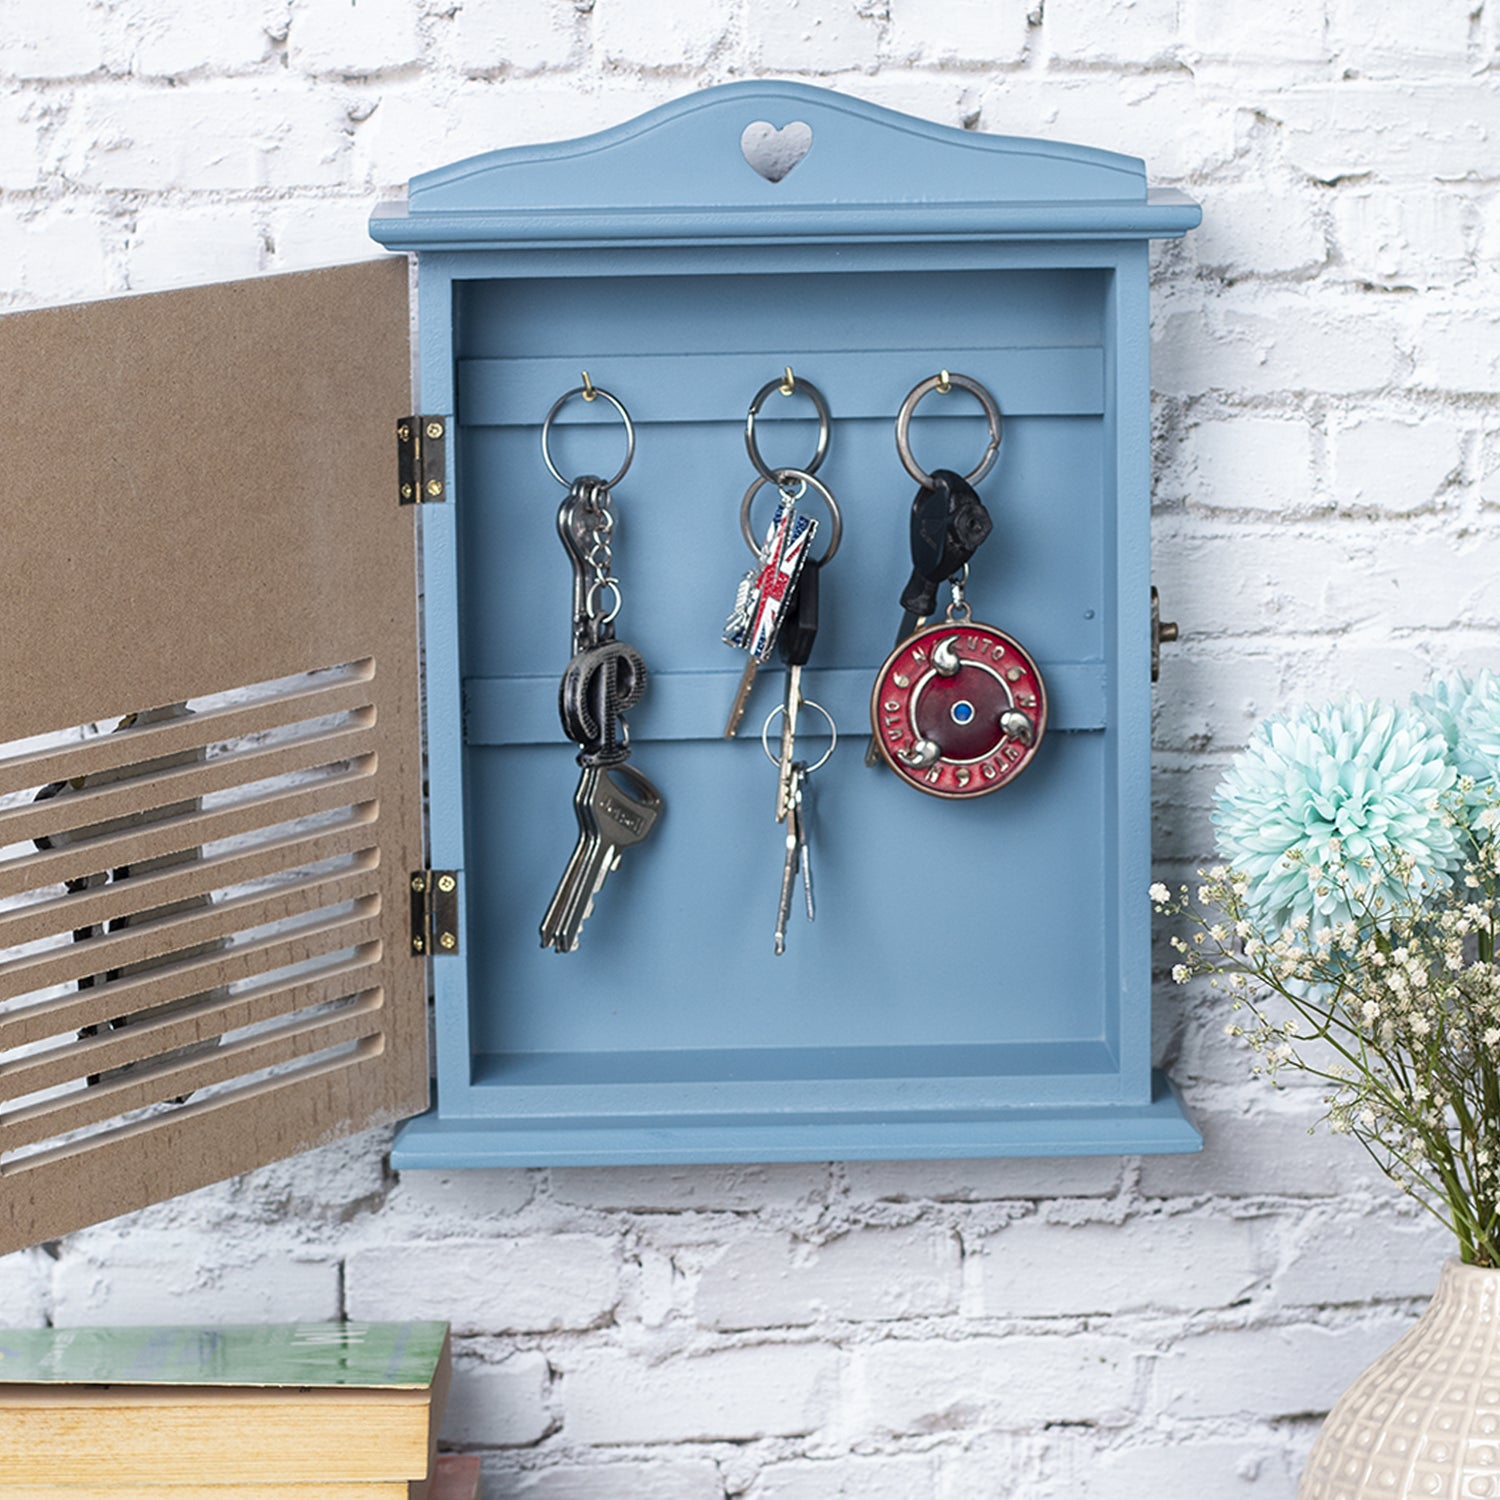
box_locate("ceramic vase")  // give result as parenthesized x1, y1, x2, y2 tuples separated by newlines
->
(1302, 1258, 1500, 1498)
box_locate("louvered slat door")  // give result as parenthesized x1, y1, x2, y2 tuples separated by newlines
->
(0, 260, 426, 1251)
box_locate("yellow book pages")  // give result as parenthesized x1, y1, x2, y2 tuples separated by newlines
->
(0, 1385, 434, 1484)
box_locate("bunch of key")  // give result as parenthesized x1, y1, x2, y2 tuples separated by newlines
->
(539, 471, 665, 953)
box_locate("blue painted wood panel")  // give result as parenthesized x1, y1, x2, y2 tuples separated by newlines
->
(373, 81, 1202, 1165)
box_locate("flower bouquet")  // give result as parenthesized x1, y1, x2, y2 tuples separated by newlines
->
(1168, 673, 1500, 1497)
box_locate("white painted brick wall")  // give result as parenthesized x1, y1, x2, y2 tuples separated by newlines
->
(0, 4, 1493, 1496)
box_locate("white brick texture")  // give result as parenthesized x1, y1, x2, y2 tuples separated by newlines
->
(1, 2, 1496, 1494)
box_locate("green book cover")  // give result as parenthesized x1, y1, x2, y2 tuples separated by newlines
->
(0, 1322, 449, 1389)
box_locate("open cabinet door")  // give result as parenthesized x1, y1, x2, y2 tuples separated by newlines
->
(0, 260, 427, 1253)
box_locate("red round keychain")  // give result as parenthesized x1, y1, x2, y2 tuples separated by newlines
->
(869, 372, 1048, 800)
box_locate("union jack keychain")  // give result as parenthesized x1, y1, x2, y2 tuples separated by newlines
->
(721, 371, 841, 737)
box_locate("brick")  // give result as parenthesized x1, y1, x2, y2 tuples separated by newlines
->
(345, 1238, 618, 1333)
(0, 0, 113, 78)
(747, 1452, 942, 1499)
(126, 202, 265, 292)
(264, 198, 407, 271)
(1334, 188, 1472, 290)
(1033, 1435, 1298, 1498)
(1277, 1214, 1452, 1306)
(981, 74, 1236, 179)
(885, 0, 1029, 65)
(1328, 0, 1476, 73)
(59, 83, 352, 190)
(233, 1123, 393, 1224)
(1184, 0, 1328, 63)
(551, 1162, 828, 1212)
(439, 1351, 552, 1447)
(1152, 287, 1406, 399)
(1045, 0, 1183, 66)
(1330, 413, 1465, 514)
(1151, 646, 1283, 755)
(750, 0, 882, 73)
(595, 0, 735, 69)
(0, 93, 46, 189)
(1138, 1102, 1392, 1199)
(853, 1334, 1138, 1434)
(484, 1460, 725, 1499)
(1177, 412, 1321, 514)
(0, 205, 112, 307)
(1153, 1315, 1414, 1419)
(0, 1248, 50, 1327)
(563, 1344, 840, 1444)
(1189, 183, 1328, 278)
(386, 1166, 537, 1223)
(843, 1155, 1122, 1200)
(287, 0, 423, 74)
(444, 0, 580, 73)
(129, 0, 276, 76)
(52, 1235, 338, 1323)
(1276, 84, 1500, 184)
(974, 1214, 1266, 1316)
(1411, 305, 1500, 393)
(695, 1226, 960, 1330)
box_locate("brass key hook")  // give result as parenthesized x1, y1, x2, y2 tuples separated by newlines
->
(894, 371, 1003, 489)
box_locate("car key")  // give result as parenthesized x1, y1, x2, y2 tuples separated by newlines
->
(549, 762, 664, 953)
(774, 761, 812, 955)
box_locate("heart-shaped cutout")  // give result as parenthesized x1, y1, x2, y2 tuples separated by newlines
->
(741, 119, 813, 183)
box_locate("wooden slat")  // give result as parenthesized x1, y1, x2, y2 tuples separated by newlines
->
(0, 923, 381, 1052)
(0, 770, 376, 901)
(1, 994, 386, 1153)
(0, 876, 380, 1005)
(0, 666, 375, 800)
(0, 965, 382, 1100)
(0, 816, 376, 953)
(0, 715, 376, 850)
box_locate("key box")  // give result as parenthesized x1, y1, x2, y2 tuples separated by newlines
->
(0, 82, 1199, 1251)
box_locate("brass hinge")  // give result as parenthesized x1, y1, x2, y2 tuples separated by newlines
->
(410, 870, 459, 956)
(1151, 585, 1179, 683)
(398, 416, 449, 505)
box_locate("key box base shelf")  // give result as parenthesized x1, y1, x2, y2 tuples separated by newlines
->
(373, 82, 1203, 1169)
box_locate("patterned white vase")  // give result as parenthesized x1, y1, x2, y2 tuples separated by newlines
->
(1302, 1259, 1500, 1498)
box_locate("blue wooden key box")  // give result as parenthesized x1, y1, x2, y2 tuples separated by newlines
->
(372, 80, 1202, 1167)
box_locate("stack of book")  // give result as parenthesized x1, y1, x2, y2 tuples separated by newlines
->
(0, 1321, 466, 1499)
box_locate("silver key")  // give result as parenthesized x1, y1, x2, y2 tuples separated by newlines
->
(540, 765, 602, 950)
(548, 763, 664, 953)
(774, 762, 812, 955)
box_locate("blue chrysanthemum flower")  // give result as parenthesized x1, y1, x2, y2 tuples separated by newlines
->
(1413, 671, 1500, 805)
(1213, 697, 1460, 933)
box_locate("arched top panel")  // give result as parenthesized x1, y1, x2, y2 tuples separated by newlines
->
(371, 80, 1200, 250)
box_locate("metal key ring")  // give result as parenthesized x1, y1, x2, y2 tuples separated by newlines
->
(745, 374, 832, 483)
(894, 371, 1003, 489)
(541, 385, 636, 489)
(761, 699, 838, 773)
(740, 468, 843, 565)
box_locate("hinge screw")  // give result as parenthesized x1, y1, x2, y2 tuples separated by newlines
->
(438, 874, 456, 893)
(412, 936, 426, 952)
(426, 421, 444, 440)
(401, 483, 414, 500)
(411, 874, 426, 892)
(440, 932, 457, 950)
(427, 480, 443, 497)
(398, 422, 411, 442)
